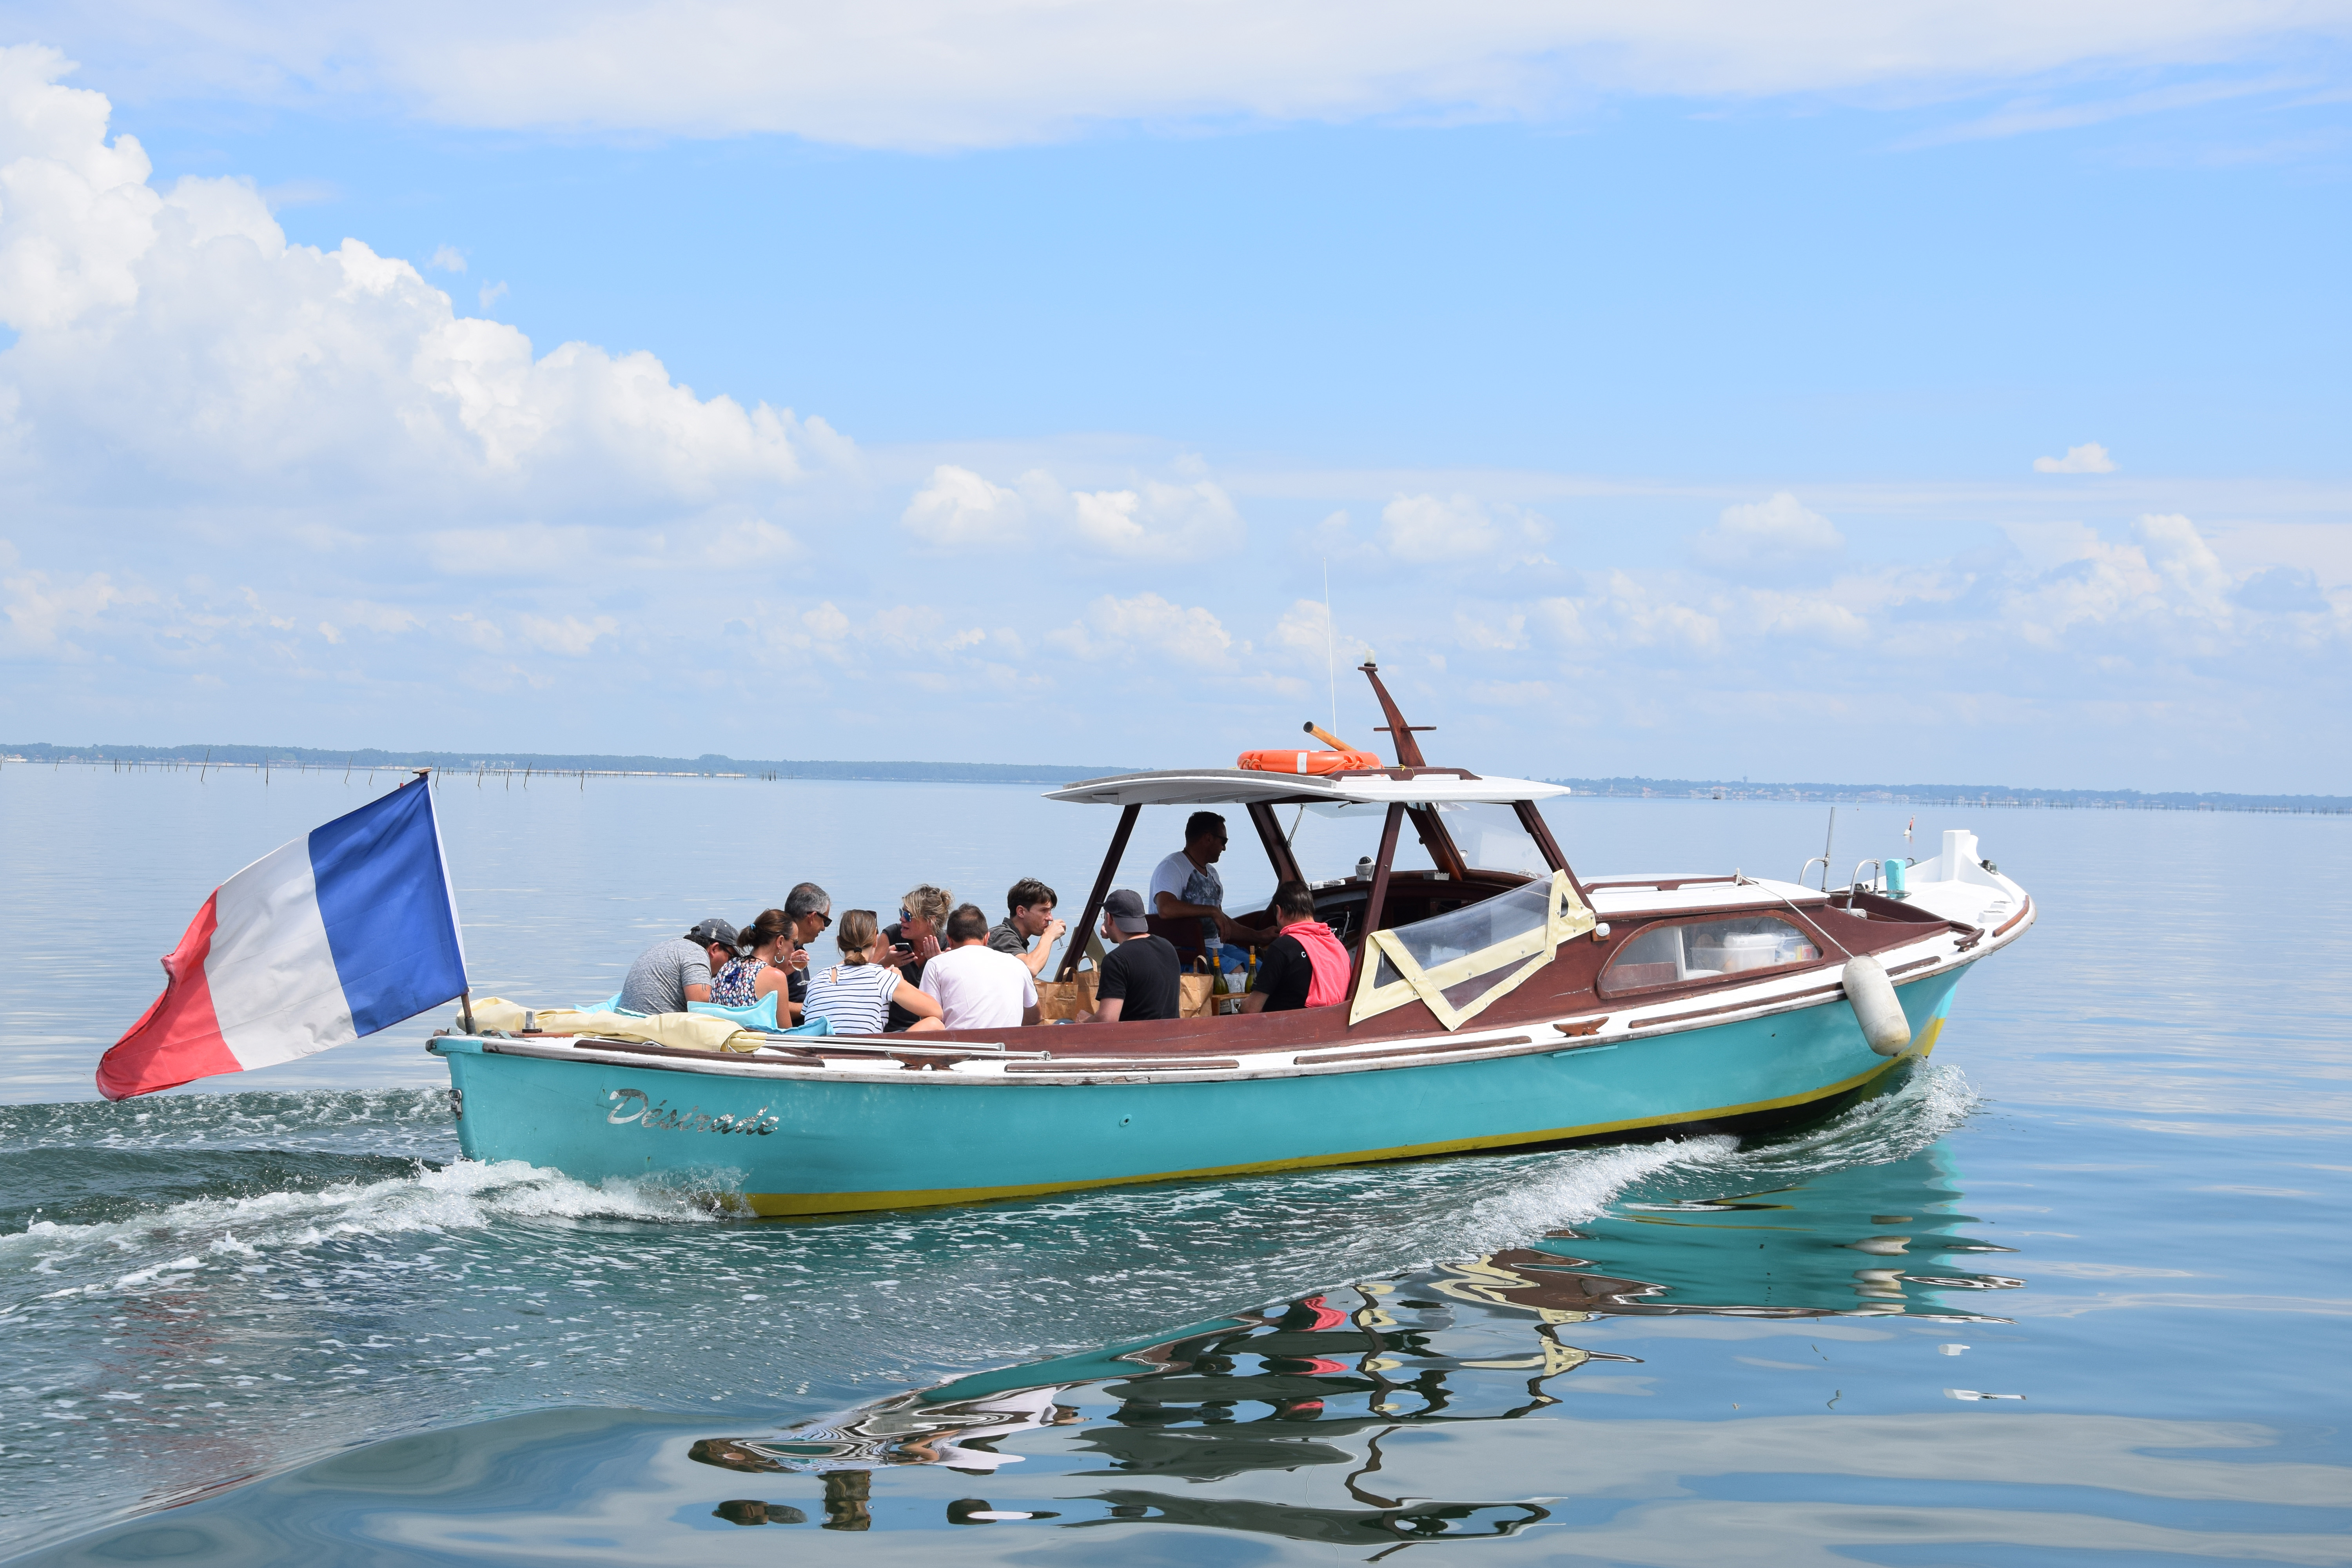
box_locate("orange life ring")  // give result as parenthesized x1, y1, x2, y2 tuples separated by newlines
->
(1237, 748, 1383, 775)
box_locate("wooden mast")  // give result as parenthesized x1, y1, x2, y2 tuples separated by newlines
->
(1359, 661, 1468, 881)
(1359, 661, 1432, 767)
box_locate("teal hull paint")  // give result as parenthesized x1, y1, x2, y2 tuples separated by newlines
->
(434, 968, 1967, 1210)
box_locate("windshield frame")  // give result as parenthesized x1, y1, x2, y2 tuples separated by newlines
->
(1348, 869, 1596, 1030)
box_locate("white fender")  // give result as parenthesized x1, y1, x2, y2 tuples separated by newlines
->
(1844, 954, 1912, 1056)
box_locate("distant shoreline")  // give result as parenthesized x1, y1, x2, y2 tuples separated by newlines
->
(2, 743, 2342, 812)
(0, 742, 1123, 786)
(1550, 776, 2348, 814)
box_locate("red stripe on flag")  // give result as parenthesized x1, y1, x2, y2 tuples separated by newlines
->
(96, 894, 244, 1100)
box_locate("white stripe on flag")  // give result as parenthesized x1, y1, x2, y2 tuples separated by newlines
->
(204, 837, 356, 1070)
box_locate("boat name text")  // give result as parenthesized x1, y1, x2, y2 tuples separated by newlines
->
(606, 1089, 777, 1136)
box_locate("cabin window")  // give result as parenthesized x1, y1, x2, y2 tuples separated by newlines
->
(1350, 870, 1595, 1031)
(1597, 915, 1820, 996)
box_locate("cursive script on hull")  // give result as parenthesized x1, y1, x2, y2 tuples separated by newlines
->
(607, 1088, 779, 1136)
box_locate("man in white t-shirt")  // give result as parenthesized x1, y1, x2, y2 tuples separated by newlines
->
(923, 904, 1040, 1029)
(1148, 811, 1276, 958)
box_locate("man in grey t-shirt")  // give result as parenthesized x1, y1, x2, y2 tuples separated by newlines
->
(985, 877, 1066, 980)
(618, 918, 739, 1014)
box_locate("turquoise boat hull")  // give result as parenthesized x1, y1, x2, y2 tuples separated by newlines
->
(428, 967, 1967, 1216)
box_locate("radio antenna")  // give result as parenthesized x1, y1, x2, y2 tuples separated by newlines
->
(1323, 558, 1338, 733)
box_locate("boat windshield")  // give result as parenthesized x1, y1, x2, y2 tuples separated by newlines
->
(1285, 802, 1439, 882)
(1283, 800, 1551, 881)
(1376, 877, 1554, 987)
(1350, 870, 1595, 1030)
(1441, 802, 1553, 878)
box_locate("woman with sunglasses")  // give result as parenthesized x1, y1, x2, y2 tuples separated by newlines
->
(882, 884, 952, 1033)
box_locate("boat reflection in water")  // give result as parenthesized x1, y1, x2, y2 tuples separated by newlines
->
(689, 1146, 2018, 1550)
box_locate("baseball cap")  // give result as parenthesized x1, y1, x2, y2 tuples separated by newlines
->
(1102, 889, 1150, 934)
(686, 917, 741, 951)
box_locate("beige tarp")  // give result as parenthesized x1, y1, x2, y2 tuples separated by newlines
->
(464, 997, 766, 1054)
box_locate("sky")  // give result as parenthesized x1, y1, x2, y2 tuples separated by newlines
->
(0, 4, 2347, 791)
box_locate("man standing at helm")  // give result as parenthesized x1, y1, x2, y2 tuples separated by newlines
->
(1148, 811, 1274, 958)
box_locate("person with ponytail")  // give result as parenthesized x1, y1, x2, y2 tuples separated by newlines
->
(711, 907, 800, 1022)
(803, 910, 945, 1036)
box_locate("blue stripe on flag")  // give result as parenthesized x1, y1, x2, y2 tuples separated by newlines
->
(309, 781, 468, 1036)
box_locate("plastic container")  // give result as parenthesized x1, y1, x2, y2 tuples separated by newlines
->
(1704, 931, 1786, 973)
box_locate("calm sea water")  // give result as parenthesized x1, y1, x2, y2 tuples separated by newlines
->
(1, 765, 2347, 1564)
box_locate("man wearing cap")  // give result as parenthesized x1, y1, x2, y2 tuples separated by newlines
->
(1082, 889, 1181, 1024)
(617, 918, 739, 1016)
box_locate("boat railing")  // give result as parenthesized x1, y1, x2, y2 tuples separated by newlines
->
(747, 1032, 1055, 1060)
(557, 1031, 1056, 1062)
(1798, 855, 1830, 891)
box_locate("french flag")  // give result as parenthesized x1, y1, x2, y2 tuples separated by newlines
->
(97, 777, 469, 1100)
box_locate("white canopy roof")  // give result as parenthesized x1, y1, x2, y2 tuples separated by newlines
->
(1042, 768, 1571, 808)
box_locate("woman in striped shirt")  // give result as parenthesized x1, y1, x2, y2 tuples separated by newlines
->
(802, 909, 945, 1036)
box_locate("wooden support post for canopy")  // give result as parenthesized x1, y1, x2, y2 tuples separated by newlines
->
(1349, 802, 1407, 993)
(1246, 800, 1303, 888)
(1058, 802, 1142, 982)
(1406, 805, 1469, 881)
(1513, 799, 1590, 905)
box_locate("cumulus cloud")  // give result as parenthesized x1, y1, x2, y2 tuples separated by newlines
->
(0, 45, 845, 517)
(900, 464, 1244, 561)
(517, 613, 617, 656)
(748, 600, 1001, 690)
(1454, 606, 1527, 652)
(33, 2, 2350, 148)
(426, 244, 465, 272)
(902, 465, 1027, 548)
(1067, 478, 1243, 561)
(2034, 441, 2118, 474)
(1555, 572, 1726, 652)
(1270, 598, 1373, 672)
(0, 563, 133, 652)
(1379, 493, 1550, 566)
(1691, 492, 1844, 572)
(1047, 593, 1236, 668)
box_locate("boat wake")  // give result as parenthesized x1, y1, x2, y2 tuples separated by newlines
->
(0, 1065, 1986, 1557)
(5, 1155, 732, 1296)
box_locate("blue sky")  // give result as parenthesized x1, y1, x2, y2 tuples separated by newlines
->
(0, 6, 2347, 790)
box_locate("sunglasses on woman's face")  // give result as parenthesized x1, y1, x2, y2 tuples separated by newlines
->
(898, 909, 913, 925)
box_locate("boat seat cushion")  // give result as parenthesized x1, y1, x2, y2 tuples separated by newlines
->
(689, 993, 780, 1029)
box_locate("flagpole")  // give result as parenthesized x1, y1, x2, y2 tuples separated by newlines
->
(414, 766, 480, 1036)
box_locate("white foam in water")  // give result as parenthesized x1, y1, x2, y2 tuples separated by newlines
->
(1309, 1135, 1744, 1284)
(3, 1157, 730, 1297)
(1474, 1135, 1741, 1232)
